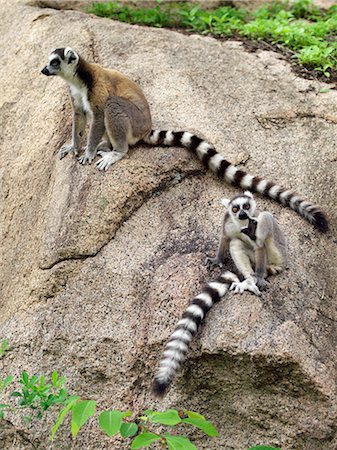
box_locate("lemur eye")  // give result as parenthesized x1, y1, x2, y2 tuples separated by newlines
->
(232, 207, 238, 213)
(243, 204, 250, 210)
(50, 59, 59, 67)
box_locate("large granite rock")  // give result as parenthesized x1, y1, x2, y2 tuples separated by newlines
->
(0, 0, 336, 448)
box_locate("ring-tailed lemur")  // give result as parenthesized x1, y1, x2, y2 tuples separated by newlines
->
(153, 192, 286, 397)
(206, 190, 287, 295)
(41, 47, 328, 232)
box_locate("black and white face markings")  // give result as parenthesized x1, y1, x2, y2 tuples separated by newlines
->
(152, 271, 239, 398)
(225, 191, 257, 222)
(41, 47, 79, 77)
(206, 191, 287, 296)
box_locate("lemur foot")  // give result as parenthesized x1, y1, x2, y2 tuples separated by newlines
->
(267, 265, 283, 275)
(59, 144, 79, 160)
(230, 278, 261, 296)
(78, 152, 96, 165)
(96, 151, 123, 171)
(205, 256, 223, 268)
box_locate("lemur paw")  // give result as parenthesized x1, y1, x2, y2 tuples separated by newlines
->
(78, 153, 95, 165)
(255, 277, 269, 290)
(205, 256, 223, 268)
(267, 265, 283, 275)
(96, 151, 123, 171)
(241, 218, 258, 241)
(230, 279, 261, 296)
(59, 144, 79, 160)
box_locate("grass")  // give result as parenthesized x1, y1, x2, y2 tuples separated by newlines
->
(87, 0, 337, 80)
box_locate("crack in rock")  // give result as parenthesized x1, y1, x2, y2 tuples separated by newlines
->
(256, 110, 337, 129)
(41, 167, 206, 270)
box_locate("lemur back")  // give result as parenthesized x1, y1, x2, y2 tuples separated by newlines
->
(41, 48, 328, 232)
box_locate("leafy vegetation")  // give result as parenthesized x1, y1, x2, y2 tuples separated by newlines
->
(0, 341, 217, 448)
(87, 0, 337, 79)
(0, 340, 280, 448)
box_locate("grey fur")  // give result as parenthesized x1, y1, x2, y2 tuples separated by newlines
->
(207, 192, 287, 296)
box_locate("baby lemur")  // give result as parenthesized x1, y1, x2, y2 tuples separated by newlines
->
(207, 190, 287, 296)
(41, 47, 328, 232)
(153, 192, 286, 397)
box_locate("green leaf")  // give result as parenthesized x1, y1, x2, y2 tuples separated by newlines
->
(0, 404, 10, 408)
(0, 340, 9, 357)
(0, 339, 8, 350)
(99, 410, 123, 437)
(71, 400, 96, 438)
(39, 374, 46, 386)
(319, 87, 330, 93)
(147, 409, 182, 426)
(21, 371, 29, 386)
(11, 391, 22, 397)
(50, 396, 80, 440)
(4, 375, 14, 388)
(130, 432, 161, 449)
(165, 435, 197, 450)
(120, 422, 138, 438)
(182, 417, 218, 437)
(0, 339, 9, 356)
(185, 410, 205, 420)
(52, 371, 58, 386)
(0, 411, 4, 419)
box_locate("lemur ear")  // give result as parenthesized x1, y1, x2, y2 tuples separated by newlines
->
(64, 47, 78, 64)
(244, 190, 253, 198)
(221, 198, 230, 208)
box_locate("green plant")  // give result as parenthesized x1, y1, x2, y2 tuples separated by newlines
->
(52, 405, 218, 448)
(87, 0, 337, 79)
(0, 339, 10, 358)
(1, 370, 70, 421)
(248, 446, 281, 450)
(87, 1, 186, 28)
(0, 341, 279, 449)
(0, 367, 217, 448)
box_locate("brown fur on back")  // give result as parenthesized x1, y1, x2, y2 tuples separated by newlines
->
(87, 62, 151, 120)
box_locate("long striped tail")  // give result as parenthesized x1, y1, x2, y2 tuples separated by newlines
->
(152, 271, 239, 398)
(143, 130, 328, 232)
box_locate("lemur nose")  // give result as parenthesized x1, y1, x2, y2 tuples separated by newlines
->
(239, 211, 248, 220)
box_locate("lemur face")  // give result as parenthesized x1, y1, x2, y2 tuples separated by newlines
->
(222, 191, 256, 221)
(41, 47, 79, 78)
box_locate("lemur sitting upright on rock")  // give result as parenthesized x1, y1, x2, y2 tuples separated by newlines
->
(153, 191, 287, 397)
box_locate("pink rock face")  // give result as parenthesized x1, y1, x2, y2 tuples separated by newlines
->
(0, 1, 336, 449)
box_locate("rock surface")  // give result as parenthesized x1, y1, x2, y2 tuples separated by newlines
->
(0, 0, 336, 449)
